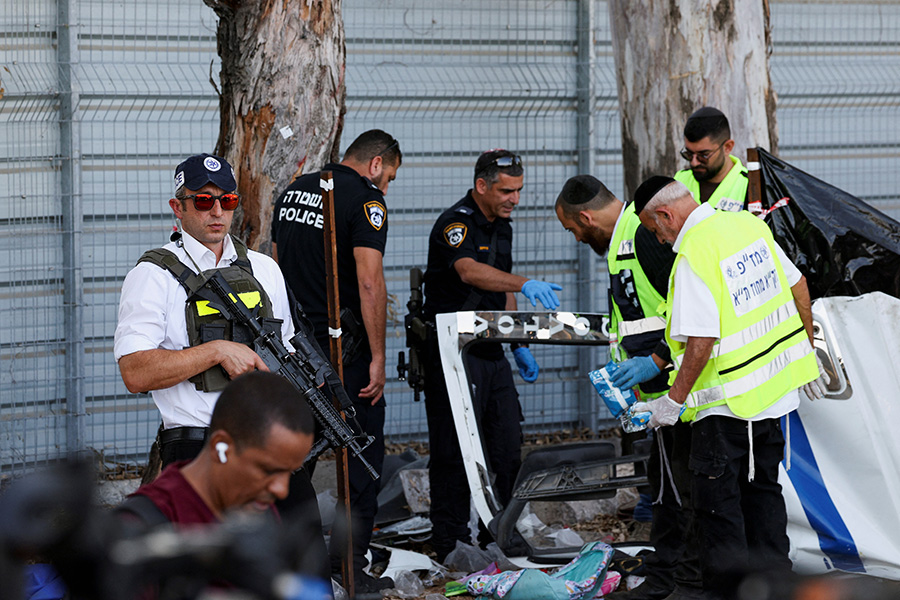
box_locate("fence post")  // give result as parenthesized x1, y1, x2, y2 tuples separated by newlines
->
(58, 0, 86, 457)
(575, 0, 598, 432)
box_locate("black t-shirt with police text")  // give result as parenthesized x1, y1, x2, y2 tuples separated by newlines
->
(272, 163, 387, 339)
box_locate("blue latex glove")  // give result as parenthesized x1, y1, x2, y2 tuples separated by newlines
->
(520, 280, 563, 310)
(608, 356, 661, 390)
(513, 347, 539, 383)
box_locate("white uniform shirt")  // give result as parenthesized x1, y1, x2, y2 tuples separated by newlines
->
(114, 231, 295, 428)
(669, 203, 802, 421)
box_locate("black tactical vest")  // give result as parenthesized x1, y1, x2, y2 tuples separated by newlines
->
(137, 235, 280, 392)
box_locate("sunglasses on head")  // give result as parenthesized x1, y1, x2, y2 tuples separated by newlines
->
(493, 155, 522, 168)
(184, 193, 241, 211)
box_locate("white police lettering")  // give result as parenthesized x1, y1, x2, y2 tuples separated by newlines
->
(284, 190, 323, 209)
(716, 197, 743, 213)
(721, 238, 781, 316)
(203, 157, 221, 172)
(277, 205, 324, 229)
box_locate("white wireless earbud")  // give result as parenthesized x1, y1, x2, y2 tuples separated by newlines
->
(215, 442, 228, 464)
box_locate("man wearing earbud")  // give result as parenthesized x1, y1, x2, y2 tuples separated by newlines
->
(119, 372, 315, 523)
(115, 153, 296, 468)
(116, 372, 323, 594)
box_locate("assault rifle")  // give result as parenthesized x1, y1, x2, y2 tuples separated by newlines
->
(203, 271, 378, 480)
(397, 267, 427, 402)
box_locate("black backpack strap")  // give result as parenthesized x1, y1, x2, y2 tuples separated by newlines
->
(115, 494, 170, 528)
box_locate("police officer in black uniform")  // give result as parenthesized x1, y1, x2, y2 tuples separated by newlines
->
(422, 149, 564, 561)
(272, 130, 401, 591)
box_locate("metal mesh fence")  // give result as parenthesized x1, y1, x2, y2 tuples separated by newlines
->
(1, 0, 898, 477)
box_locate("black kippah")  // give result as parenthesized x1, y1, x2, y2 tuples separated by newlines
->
(687, 106, 725, 122)
(558, 174, 603, 206)
(633, 175, 676, 215)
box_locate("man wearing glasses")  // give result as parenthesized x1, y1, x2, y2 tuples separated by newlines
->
(115, 153, 297, 467)
(675, 107, 749, 213)
(271, 129, 402, 592)
(422, 149, 563, 562)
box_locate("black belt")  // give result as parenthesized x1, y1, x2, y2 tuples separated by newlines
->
(159, 426, 209, 445)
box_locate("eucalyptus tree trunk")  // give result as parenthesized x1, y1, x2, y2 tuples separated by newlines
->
(608, 0, 777, 200)
(204, 0, 346, 253)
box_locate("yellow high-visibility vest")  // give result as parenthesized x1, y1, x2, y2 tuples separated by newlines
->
(675, 155, 748, 213)
(666, 210, 818, 421)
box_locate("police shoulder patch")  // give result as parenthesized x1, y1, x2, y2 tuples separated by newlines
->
(364, 200, 386, 230)
(443, 222, 468, 247)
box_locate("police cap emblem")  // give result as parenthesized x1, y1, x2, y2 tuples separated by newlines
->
(203, 156, 221, 172)
(364, 201, 386, 230)
(443, 222, 467, 248)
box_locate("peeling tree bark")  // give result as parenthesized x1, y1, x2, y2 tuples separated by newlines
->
(608, 0, 777, 200)
(204, 0, 346, 253)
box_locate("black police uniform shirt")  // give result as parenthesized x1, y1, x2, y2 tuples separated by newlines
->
(272, 163, 387, 339)
(423, 191, 512, 360)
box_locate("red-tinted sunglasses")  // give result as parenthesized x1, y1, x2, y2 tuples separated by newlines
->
(185, 193, 241, 211)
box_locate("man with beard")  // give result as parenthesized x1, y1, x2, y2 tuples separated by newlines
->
(556, 176, 693, 599)
(675, 107, 748, 213)
(272, 129, 401, 592)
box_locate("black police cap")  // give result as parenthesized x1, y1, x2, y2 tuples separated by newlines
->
(174, 153, 237, 194)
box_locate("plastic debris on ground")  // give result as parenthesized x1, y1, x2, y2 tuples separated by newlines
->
(485, 542, 519, 572)
(378, 546, 446, 582)
(375, 450, 430, 526)
(386, 569, 425, 599)
(374, 515, 433, 539)
(443, 540, 494, 573)
(331, 578, 349, 600)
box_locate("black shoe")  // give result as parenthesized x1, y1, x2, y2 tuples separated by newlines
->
(354, 571, 394, 594)
(609, 580, 673, 600)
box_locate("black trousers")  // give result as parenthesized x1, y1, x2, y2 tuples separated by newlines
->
(423, 343, 522, 556)
(300, 343, 385, 574)
(641, 420, 702, 591)
(690, 416, 792, 596)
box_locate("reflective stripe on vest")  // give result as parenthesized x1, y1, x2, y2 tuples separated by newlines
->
(666, 210, 818, 420)
(675, 155, 748, 212)
(194, 291, 263, 317)
(618, 315, 666, 338)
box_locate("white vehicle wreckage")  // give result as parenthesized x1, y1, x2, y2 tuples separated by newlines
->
(436, 293, 900, 577)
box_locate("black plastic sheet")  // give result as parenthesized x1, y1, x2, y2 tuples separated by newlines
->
(755, 148, 900, 300)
